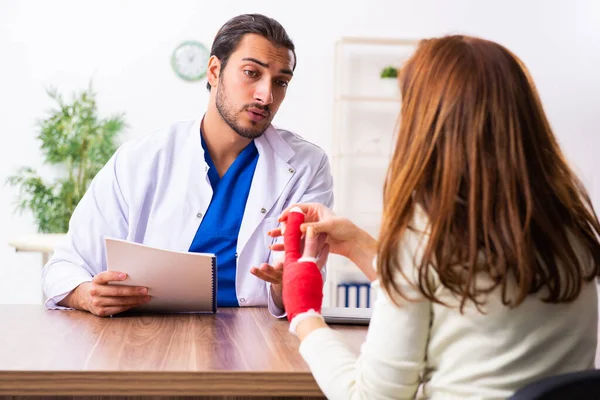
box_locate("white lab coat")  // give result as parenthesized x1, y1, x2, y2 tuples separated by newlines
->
(42, 118, 334, 317)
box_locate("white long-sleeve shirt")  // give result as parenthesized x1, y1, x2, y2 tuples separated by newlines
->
(300, 209, 598, 399)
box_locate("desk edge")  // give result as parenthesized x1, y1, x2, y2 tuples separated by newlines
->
(0, 370, 323, 396)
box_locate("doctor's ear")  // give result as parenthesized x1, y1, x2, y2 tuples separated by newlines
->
(207, 55, 221, 90)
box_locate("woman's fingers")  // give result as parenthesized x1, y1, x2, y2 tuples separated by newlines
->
(269, 231, 325, 254)
(300, 220, 332, 235)
(302, 227, 319, 259)
(317, 244, 330, 269)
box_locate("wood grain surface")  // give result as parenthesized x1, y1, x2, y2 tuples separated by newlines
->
(0, 306, 367, 397)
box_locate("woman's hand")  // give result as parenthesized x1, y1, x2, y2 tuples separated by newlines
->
(270, 203, 379, 281)
(281, 208, 328, 336)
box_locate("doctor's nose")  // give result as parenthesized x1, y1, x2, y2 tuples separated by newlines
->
(254, 79, 273, 105)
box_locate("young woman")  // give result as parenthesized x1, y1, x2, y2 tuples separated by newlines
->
(274, 35, 600, 399)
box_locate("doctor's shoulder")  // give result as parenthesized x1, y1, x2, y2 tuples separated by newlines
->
(111, 120, 197, 166)
(100, 119, 197, 195)
(119, 120, 195, 156)
(274, 127, 329, 166)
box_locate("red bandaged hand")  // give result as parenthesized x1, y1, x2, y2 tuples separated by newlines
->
(282, 207, 323, 324)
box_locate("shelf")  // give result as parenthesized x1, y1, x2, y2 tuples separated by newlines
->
(327, 35, 419, 308)
(336, 95, 400, 103)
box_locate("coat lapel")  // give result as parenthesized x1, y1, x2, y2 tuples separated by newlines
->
(236, 125, 295, 255)
(174, 118, 213, 252)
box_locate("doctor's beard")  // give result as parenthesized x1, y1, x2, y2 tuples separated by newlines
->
(215, 78, 272, 139)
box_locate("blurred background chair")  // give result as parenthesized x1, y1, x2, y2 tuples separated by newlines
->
(509, 369, 600, 400)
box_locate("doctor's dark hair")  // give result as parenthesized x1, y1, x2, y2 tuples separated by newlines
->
(206, 13, 296, 91)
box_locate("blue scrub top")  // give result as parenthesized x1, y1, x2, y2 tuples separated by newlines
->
(188, 131, 259, 307)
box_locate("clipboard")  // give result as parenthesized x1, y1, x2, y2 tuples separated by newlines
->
(105, 238, 216, 313)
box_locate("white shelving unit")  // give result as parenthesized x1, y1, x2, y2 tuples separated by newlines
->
(324, 37, 419, 308)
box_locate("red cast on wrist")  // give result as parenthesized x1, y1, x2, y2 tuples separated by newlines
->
(282, 208, 323, 322)
(283, 260, 323, 322)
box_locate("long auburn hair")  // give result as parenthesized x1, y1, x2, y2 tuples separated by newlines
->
(377, 35, 600, 310)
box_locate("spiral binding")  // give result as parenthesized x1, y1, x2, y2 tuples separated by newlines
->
(211, 256, 217, 313)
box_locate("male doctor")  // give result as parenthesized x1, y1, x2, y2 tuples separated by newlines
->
(42, 13, 333, 317)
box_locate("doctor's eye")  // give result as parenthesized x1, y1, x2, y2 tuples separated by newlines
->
(276, 80, 289, 88)
(244, 70, 258, 78)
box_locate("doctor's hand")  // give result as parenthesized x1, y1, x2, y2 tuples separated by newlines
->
(250, 259, 285, 309)
(250, 260, 284, 286)
(251, 232, 329, 310)
(61, 271, 152, 317)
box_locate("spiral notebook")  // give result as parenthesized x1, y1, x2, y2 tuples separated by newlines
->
(105, 238, 216, 313)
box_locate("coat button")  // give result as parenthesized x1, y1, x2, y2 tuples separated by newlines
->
(240, 298, 246, 303)
(260, 208, 266, 214)
(196, 212, 203, 218)
(289, 168, 295, 174)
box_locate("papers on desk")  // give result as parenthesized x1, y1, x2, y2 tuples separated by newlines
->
(105, 238, 216, 313)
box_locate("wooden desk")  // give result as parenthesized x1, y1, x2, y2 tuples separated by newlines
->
(0, 305, 367, 399)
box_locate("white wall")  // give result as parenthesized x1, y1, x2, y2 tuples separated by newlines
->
(1, 0, 599, 304)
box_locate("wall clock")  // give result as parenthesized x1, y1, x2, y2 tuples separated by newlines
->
(171, 40, 209, 82)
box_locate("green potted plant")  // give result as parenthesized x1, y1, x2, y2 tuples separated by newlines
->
(379, 65, 400, 98)
(380, 65, 398, 79)
(7, 83, 126, 233)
